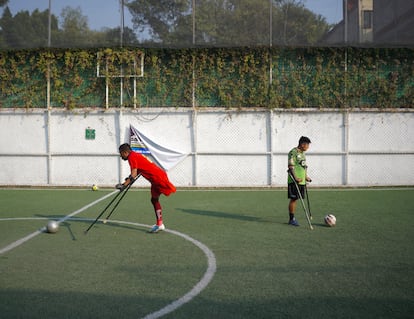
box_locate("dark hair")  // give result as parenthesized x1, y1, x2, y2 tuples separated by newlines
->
(298, 136, 311, 145)
(119, 143, 132, 152)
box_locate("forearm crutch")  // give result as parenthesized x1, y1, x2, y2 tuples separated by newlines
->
(288, 170, 313, 230)
(84, 175, 140, 234)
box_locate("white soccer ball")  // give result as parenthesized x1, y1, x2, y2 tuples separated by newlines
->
(47, 220, 59, 233)
(324, 214, 336, 227)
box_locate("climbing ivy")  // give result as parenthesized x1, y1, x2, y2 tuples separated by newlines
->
(0, 47, 412, 109)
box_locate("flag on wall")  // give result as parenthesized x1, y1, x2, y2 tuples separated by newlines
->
(129, 125, 188, 171)
(130, 126, 150, 154)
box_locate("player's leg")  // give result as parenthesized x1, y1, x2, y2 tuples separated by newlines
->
(287, 183, 299, 226)
(289, 199, 296, 218)
(149, 186, 165, 233)
(151, 196, 163, 226)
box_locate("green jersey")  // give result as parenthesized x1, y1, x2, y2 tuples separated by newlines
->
(288, 147, 307, 185)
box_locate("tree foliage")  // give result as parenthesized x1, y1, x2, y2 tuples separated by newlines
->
(0, 7, 58, 48)
(272, 0, 329, 45)
(127, 0, 330, 46)
(0, 5, 136, 49)
(0, 1, 330, 48)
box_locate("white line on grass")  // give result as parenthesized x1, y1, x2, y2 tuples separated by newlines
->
(0, 217, 217, 319)
(105, 220, 217, 319)
(122, 187, 414, 192)
(0, 190, 118, 255)
(142, 229, 216, 319)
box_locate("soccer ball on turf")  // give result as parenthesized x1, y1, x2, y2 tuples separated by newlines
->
(324, 214, 336, 227)
(92, 184, 99, 191)
(46, 220, 59, 233)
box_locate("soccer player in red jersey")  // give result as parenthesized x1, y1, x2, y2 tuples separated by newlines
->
(116, 143, 176, 233)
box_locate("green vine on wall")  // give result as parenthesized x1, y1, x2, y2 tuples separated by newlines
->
(0, 47, 413, 109)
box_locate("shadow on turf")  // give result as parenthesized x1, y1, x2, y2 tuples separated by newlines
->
(1, 288, 411, 319)
(177, 209, 330, 228)
(177, 208, 268, 223)
(0, 288, 160, 318)
(35, 214, 150, 237)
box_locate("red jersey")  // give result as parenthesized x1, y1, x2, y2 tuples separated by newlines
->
(128, 151, 176, 196)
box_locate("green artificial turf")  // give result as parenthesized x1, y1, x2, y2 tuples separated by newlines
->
(0, 188, 413, 318)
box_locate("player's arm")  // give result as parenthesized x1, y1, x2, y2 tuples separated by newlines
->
(288, 165, 302, 183)
(304, 163, 312, 182)
(116, 168, 138, 190)
(125, 168, 139, 186)
(288, 151, 302, 183)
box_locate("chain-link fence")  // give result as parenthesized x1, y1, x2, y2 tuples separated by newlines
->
(1, 1, 413, 109)
(1, 1, 413, 188)
(0, 0, 413, 49)
(0, 109, 413, 187)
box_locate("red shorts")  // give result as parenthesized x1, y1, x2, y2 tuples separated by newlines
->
(150, 176, 176, 198)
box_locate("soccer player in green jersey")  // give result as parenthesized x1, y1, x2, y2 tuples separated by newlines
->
(287, 136, 312, 226)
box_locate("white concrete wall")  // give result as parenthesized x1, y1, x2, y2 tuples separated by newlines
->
(0, 108, 413, 187)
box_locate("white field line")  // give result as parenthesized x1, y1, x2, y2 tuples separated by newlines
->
(0, 217, 217, 319)
(0, 190, 118, 255)
(78, 218, 217, 319)
(103, 220, 217, 319)
(143, 234, 216, 319)
(127, 187, 414, 192)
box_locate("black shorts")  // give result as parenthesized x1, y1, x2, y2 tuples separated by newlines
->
(288, 183, 305, 200)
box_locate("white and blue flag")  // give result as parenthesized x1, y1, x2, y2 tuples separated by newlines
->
(129, 125, 188, 171)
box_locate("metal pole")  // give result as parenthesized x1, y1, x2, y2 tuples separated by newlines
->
(120, 0, 124, 107)
(191, 0, 197, 184)
(134, 77, 137, 108)
(344, 0, 348, 43)
(120, 0, 124, 47)
(48, 0, 51, 47)
(47, 0, 51, 110)
(269, 0, 273, 85)
(192, 0, 196, 108)
(268, 109, 273, 185)
(192, 0, 196, 45)
(46, 1, 52, 185)
(46, 109, 52, 185)
(343, 110, 349, 186)
(344, 0, 348, 108)
(106, 63, 109, 109)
